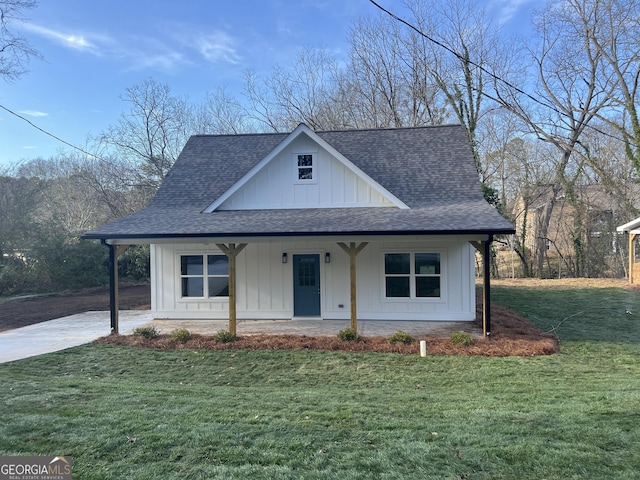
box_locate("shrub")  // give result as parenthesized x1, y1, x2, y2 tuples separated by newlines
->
(0, 258, 38, 295)
(450, 331, 473, 346)
(337, 327, 359, 341)
(389, 330, 413, 344)
(31, 235, 109, 292)
(119, 245, 151, 282)
(133, 326, 158, 339)
(170, 328, 192, 342)
(214, 329, 236, 343)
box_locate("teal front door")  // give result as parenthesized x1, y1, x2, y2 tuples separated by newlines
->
(293, 254, 321, 316)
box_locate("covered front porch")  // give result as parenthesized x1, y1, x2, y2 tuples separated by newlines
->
(103, 234, 496, 338)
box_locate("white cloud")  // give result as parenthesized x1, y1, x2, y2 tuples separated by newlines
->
(21, 22, 103, 55)
(23, 20, 239, 73)
(117, 34, 190, 73)
(23, 21, 187, 72)
(196, 31, 242, 64)
(129, 51, 189, 72)
(170, 27, 242, 65)
(490, 0, 536, 24)
(19, 110, 49, 117)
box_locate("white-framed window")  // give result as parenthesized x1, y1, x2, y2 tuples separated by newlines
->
(296, 153, 314, 181)
(180, 254, 229, 298)
(384, 252, 441, 298)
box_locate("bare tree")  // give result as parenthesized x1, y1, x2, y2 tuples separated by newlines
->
(0, 0, 39, 81)
(402, 0, 513, 171)
(17, 156, 116, 235)
(495, 0, 617, 276)
(241, 14, 452, 133)
(243, 47, 342, 131)
(98, 79, 192, 192)
(347, 14, 414, 128)
(194, 87, 251, 135)
(583, 0, 640, 180)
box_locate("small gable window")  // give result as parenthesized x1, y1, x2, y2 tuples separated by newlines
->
(297, 154, 314, 181)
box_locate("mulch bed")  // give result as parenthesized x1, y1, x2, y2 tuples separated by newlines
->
(95, 332, 558, 357)
(96, 296, 560, 357)
(3, 281, 559, 356)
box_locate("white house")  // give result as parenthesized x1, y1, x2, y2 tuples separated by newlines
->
(83, 124, 514, 336)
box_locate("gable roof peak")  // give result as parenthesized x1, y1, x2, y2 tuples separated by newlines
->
(203, 122, 408, 212)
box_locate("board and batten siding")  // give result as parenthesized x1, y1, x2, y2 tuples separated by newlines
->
(150, 238, 476, 321)
(217, 135, 394, 210)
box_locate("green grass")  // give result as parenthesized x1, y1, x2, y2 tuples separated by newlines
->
(492, 286, 640, 344)
(1, 286, 639, 479)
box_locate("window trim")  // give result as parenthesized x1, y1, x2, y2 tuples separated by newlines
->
(381, 251, 444, 301)
(294, 152, 317, 184)
(178, 253, 230, 301)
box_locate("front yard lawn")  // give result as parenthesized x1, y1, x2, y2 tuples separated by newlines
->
(0, 282, 639, 479)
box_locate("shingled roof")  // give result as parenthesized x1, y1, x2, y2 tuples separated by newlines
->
(83, 124, 514, 240)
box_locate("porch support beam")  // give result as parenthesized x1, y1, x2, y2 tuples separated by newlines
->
(103, 241, 129, 335)
(483, 235, 493, 338)
(337, 242, 368, 331)
(629, 233, 637, 284)
(469, 238, 492, 338)
(216, 243, 247, 335)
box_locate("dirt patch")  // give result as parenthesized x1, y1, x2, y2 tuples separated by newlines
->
(0, 284, 150, 332)
(490, 277, 629, 290)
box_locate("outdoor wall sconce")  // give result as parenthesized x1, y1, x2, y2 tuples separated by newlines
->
(325, 252, 331, 263)
(282, 253, 288, 263)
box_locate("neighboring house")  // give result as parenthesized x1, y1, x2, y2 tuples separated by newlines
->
(82, 124, 514, 335)
(617, 217, 640, 284)
(512, 184, 637, 276)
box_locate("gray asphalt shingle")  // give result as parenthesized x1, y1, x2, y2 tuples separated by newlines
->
(83, 124, 514, 240)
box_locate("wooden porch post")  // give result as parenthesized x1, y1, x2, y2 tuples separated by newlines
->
(216, 243, 247, 335)
(102, 241, 129, 334)
(629, 233, 637, 284)
(337, 242, 368, 331)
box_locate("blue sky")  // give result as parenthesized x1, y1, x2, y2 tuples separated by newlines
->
(0, 0, 536, 168)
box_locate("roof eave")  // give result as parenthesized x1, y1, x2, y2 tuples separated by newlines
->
(82, 227, 516, 243)
(617, 216, 640, 232)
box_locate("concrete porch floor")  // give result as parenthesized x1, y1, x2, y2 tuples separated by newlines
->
(147, 318, 482, 338)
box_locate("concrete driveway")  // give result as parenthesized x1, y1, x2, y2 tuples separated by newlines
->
(0, 310, 153, 363)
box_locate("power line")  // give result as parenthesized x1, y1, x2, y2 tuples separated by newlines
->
(0, 103, 100, 159)
(368, 0, 633, 148)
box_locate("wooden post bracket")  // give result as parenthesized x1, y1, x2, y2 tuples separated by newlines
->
(216, 243, 247, 335)
(337, 242, 368, 331)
